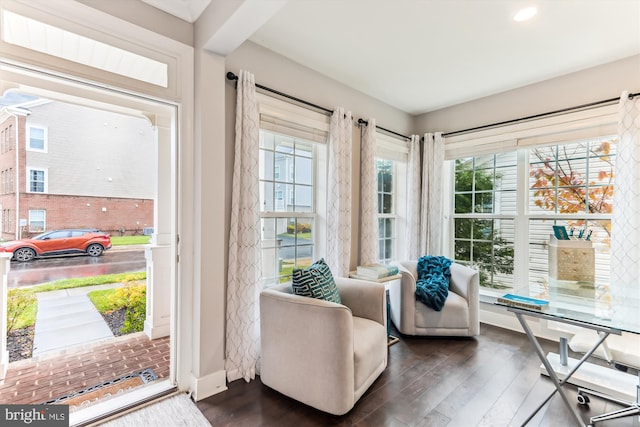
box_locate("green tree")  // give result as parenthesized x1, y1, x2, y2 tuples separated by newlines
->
(454, 159, 514, 288)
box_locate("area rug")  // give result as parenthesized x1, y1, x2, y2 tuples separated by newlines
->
(43, 369, 157, 410)
(99, 392, 211, 427)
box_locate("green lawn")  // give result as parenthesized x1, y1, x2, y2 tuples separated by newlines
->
(110, 235, 150, 245)
(7, 272, 146, 330)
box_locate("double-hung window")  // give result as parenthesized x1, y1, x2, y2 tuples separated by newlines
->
(447, 105, 618, 295)
(375, 132, 409, 263)
(377, 159, 395, 262)
(28, 168, 47, 193)
(257, 94, 329, 285)
(27, 125, 47, 152)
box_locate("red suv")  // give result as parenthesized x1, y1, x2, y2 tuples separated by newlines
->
(0, 229, 112, 262)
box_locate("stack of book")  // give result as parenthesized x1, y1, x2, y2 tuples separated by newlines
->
(496, 293, 549, 311)
(354, 263, 399, 280)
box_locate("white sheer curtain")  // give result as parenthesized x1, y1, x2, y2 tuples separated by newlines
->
(406, 135, 422, 260)
(359, 118, 378, 266)
(611, 91, 640, 286)
(226, 70, 262, 382)
(326, 107, 353, 276)
(420, 132, 445, 255)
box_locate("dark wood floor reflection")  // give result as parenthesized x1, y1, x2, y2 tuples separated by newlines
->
(197, 324, 639, 426)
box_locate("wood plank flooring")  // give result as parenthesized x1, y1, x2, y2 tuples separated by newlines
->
(196, 324, 639, 427)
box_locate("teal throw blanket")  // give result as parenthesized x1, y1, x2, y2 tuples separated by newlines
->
(415, 255, 453, 312)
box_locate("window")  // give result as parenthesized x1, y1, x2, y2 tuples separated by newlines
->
(3, 209, 12, 233)
(453, 153, 516, 289)
(28, 126, 47, 151)
(28, 168, 47, 193)
(29, 209, 45, 232)
(452, 136, 615, 292)
(2, 168, 14, 194)
(377, 159, 395, 262)
(260, 130, 318, 284)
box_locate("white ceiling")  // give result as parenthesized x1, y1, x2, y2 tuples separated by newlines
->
(144, 0, 640, 115)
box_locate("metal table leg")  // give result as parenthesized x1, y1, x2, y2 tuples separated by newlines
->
(514, 311, 610, 427)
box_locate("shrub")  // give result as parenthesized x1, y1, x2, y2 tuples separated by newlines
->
(7, 288, 36, 334)
(108, 284, 146, 334)
(286, 222, 312, 234)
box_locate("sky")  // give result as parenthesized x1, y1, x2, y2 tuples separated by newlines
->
(0, 92, 38, 106)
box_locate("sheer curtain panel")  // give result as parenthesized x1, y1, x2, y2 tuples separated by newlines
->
(326, 108, 353, 276)
(420, 132, 445, 255)
(611, 91, 640, 286)
(406, 135, 422, 260)
(226, 70, 262, 382)
(359, 119, 378, 266)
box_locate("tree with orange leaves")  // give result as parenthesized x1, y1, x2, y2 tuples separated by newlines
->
(529, 139, 615, 237)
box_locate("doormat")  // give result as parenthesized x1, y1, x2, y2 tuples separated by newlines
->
(42, 369, 157, 410)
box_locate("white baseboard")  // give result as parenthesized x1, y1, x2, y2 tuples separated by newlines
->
(189, 369, 227, 401)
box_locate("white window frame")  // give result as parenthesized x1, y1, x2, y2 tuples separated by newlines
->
(375, 132, 410, 263)
(28, 209, 45, 232)
(376, 159, 396, 263)
(257, 93, 330, 285)
(445, 104, 618, 299)
(27, 167, 47, 193)
(27, 125, 47, 152)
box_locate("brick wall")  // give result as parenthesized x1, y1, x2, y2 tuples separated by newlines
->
(1, 194, 153, 240)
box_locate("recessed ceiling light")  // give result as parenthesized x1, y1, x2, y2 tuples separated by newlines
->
(514, 6, 537, 22)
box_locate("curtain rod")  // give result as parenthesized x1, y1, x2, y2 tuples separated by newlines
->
(442, 91, 640, 138)
(227, 71, 333, 114)
(357, 118, 411, 140)
(226, 71, 410, 140)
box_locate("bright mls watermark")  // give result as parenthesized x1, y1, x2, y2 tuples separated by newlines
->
(0, 405, 69, 426)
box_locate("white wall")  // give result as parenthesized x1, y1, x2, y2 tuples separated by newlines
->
(416, 54, 640, 134)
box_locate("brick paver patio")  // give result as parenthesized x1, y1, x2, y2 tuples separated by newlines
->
(0, 333, 170, 404)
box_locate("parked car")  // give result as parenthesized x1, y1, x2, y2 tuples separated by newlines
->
(0, 229, 112, 262)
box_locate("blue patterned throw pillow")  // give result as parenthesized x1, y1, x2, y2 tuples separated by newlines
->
(291, 258, 342, 304)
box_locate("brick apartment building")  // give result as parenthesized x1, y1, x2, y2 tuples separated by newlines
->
(0, 97, 154, 241)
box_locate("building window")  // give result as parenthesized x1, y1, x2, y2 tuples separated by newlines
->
(3, 209, 12, 233)
(28, 168, 47, 193)
(377, 159, 395, 262)
(29, 209, 45, 232)
(27, 126, 47, 152)
(260, 130, 317, 284)
(452, 136, 615, 291)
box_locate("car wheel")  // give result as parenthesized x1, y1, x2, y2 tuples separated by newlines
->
(14, 248, 36, 262)
(86, 243, 104, 257)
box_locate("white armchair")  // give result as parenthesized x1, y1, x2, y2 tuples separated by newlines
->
(389, 261, 480, 337)
(259, 277, 388, 415)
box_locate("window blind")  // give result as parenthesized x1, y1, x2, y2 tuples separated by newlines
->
(444, 104, 617, 160)
(376, 131, 409, 162)
(257, 93, 329, 144)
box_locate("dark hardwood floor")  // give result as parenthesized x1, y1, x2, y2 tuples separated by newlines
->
(196, 324, 639, 427)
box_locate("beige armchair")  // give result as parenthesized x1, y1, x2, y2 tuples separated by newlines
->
(389, 261, 480, 337)
(259, 277, 387, 415)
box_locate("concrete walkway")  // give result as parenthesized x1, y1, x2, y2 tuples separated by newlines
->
(33, 283, 124, 356)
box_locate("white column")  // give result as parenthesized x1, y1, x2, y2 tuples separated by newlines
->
(143, 117, 174, 339)
(0, 253, 12, 379)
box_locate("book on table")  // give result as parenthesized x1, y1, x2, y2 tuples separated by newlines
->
(497, 293, 549, 311)
(356, 263, 399, 279)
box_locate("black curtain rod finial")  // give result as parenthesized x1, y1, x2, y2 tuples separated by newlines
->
(226, 71, 238, 81)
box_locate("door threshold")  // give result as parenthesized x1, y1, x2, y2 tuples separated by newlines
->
(70, 379, 177, 426)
